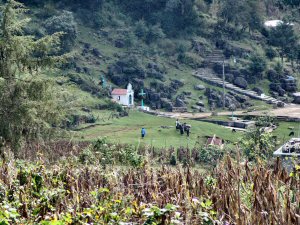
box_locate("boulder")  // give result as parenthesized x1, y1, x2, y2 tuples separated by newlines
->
(147, 62, 160, 72)
(192, 105, 206, 112)
(183, 91, 192, 96)
(147, 69, 164, 80)
(132, 78, 144, 88)
(171, 79, 184, 88)
(277, 101, 285, 108)
(161, 98, 173, 112)
(175, 97, 186, 107)
(228, 104, 237, 111)
(115, 39, 125, 48)
(234, 77, 248, 89)
(82, 107, 91, 113)
(194, 84, 206, 91)
(234, 95, 249, 103)
(83, 67, 90, 74)
(196, 101, 205, 107)
(83, 43, 91, 50)
(92, 48, 103, 58)
(253, 87, 264, 95)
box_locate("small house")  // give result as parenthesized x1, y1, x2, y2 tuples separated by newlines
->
(206, 134, 224, 149)
(111, 83, 134, 107)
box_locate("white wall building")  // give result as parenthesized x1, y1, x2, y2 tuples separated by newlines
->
(111, 83, 134, 107)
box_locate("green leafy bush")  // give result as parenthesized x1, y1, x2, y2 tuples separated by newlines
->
(44, 11, 78, 52)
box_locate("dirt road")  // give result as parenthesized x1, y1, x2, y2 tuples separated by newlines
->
(147, 104, 300, 120)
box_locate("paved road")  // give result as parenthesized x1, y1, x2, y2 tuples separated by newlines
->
(148, 104, 300, 120)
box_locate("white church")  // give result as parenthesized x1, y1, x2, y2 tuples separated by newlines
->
(111, 83, 134, 107)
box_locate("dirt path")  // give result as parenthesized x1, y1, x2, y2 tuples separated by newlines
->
(147, 104, 300, 120)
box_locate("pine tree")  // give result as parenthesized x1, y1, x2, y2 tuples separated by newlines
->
(269, 22, 299, 65)
(0, 0, 67, 154)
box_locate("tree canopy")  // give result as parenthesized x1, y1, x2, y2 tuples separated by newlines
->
(0, 0, 67, 153)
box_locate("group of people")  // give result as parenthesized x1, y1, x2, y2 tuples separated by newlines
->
(140, 119, 191, 139)
(175, 119, 191, 137)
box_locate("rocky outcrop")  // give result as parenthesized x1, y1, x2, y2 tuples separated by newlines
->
(205, 88, 250, 110)
(270, 83, 286, 96)
(192, 105, 206, 112)
(161, 98, 173, 112)
(253, 87, 264, 95)
(281, 76, 297, 92)
(194, 84, 206, 91)
(234, 77, 248, 89)
(115, 39, 125, 48)
(174, 97, 186, 108)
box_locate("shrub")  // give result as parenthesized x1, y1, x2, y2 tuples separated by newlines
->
(170, 154, 177, 166)
(146, 24, 165, 44)
(135, 20, 149, 40)
(197, 145, 225, 166)
(267, 69, 279, 82)
(178, 52, 203, 68)
(67, 73, 100, 94)
(248, 53, 267, 81)
(79, 148, 96, 164)
(265, 47, 278, 60)
(98, 100, 124, 112)
(44, 11, 78, 52)
(123, 30, 137, 48)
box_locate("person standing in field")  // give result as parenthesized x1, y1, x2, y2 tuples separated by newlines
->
(179, 124, 184, 135)
(186, 126, 190, 137)
(141, 128, 146, 139)
(176, 119, 180, 130)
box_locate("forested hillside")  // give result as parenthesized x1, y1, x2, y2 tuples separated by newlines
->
(14, 0, 300, 113)
(1, 1, 300, 224)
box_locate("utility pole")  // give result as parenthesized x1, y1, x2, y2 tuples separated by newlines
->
(222, 60, 225, 109)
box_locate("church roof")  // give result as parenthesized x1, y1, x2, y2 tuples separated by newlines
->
(112, 89, 127, 95)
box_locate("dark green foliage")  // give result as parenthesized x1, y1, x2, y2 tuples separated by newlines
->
(162, 0, 200, 36)
(0, 0, 67, 153)
(265, 47, 278, 60)
(268, 22, 299, 63)
(197, 145, 225, 166)
(44, 10, 78, 52)
(248, 54, 267, 81)
(241, 128, 276, 161)
(177, 52, 202, 68)
(277, 0, 300, 7)
(67, 73, 100, 94)
(79, 138, 144, 168)
(119, 0, 200, 37)
(134, 20, 148, 39)
(170, 154, 177, 166)
(97, 100, 124, 112)
(146, 24, 165, 44)
(220, 0, 262, 31)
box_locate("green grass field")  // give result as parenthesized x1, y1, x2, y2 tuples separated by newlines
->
(75, 110, 242, 148)
(74, 109, 300, 149)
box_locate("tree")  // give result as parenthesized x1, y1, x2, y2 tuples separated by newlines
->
(162, 0, 199, 36)
(0, 0, 67, 153)
(44, 10, 78, 53)
(220, 0, 262, 32)
(269, 22, 299, 64)
(248, 54, 267, 82)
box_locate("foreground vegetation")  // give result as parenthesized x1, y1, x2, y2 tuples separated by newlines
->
(0, 145, 299, 224)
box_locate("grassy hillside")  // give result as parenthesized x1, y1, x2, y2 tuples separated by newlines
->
(75, 110, 242, 148)
(11, 0, 299, 145)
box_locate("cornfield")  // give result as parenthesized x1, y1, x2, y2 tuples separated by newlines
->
(0, 144, 299, 224)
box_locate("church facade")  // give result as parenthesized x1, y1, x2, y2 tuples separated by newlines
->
(111, 83, 134, 107)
